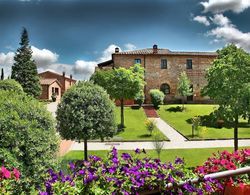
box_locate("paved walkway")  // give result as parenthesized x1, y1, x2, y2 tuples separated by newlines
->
(46, 102, 250, 153)
(150, 117, 187, 142)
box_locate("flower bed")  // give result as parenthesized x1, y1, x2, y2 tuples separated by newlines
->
(196, 149, 250, 194)
(40, 148, 220, 194)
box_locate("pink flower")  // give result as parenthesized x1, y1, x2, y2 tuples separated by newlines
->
(220, 159, 228, 165)
(13, 168, 20, 180)
(1, 166, 11, 179)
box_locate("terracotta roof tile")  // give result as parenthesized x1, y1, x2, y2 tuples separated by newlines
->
(40, 78, 58, 85)
(115, 48, 217, 56)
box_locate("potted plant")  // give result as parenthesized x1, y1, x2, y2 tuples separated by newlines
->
(51, 92, 57, 102)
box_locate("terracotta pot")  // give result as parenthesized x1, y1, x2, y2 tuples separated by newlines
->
(224, 184, 250, 195)
(216, 119, 224, 128)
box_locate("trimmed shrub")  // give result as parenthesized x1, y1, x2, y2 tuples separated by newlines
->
(150, 89, 165, 109)
(134, 90, 145, 107)
(0, 90, 59, 189)
(0, 79, 23, 93)
(56, 81, 116, 160)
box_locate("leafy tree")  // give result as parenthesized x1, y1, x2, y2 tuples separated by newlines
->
(202, 44, 250, 151)
(0, 79, 23, 93)
(150, 89, 165, 109)
(11, 28, 41, 98)
(0, 90, 59, 188)
(56, 81, 116, 160)
(1, 68, 4, 80)
(91, 64, 145, 128)
(177, 71, 193, 110)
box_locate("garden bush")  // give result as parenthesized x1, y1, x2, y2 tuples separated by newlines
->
(0, 79, 23, 93)
(56, 81, 116, 160)
(0, 90, 59, 190)
(150, 89, 165, 109)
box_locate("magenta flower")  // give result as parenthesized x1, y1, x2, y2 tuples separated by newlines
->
(1, 166, 11, 179)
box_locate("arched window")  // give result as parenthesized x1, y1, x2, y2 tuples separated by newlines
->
(160, 83, 170, 95)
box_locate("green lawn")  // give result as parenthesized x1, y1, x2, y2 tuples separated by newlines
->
(158, 104, 250, 140)
(62, 147, 247, 168)
(112, 107, 168, 141)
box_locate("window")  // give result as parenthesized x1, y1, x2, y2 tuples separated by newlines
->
(55, 88, 59, 95)
(52, 87, 55, 93)
(160, 83, 170, 95)
(186, 59, 192, 69)
(161, 59, 167, 69)
(134, 59, 141, 64)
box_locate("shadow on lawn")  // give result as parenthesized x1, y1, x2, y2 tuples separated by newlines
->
(186, 113, 250, 129)
(138, 134, 152, 138)
(165, 106, 183, 112)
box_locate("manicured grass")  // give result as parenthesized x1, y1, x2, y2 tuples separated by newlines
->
(62, 147, 247, 168)
(113, 107, 168, 141)
(158, 104, 250, 140)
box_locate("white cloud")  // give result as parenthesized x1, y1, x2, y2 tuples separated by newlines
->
(0, 43, 136, 80)
(31, 46, 58, 67)
(97, 44, 120, 63)
(193, 15, 210, 26)
(124, 43, 137, 51)
(210, 14, 232, 26)
(208, 25, 250, 51)
(201, 0, 250, 13)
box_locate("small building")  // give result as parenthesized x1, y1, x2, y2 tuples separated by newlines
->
(39, 70, 76, 101)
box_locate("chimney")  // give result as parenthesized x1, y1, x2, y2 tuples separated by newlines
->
(62, 71, 65, 77)
(115, 47, 119, 53)
(70, 74, 72, 79)
(153, 44, 158, 54)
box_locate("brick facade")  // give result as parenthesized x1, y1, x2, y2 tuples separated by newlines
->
(98, 45, 217, 104)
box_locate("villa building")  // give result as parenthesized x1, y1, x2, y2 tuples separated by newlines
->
(39, 70, 76, 101)
(97, 45, 217, 103)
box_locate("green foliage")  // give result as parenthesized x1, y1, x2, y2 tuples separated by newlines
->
(0, 79, 23, 93)
(11, 28, 41, 98)
(150, 89, 164, 109)
(145, 119, 156, 135)
(0, 90, 59, 189)
(202, 44, 250, 150)
(134, 90, 145, 107)
(177, 71, 192, 109)
(153, 133, 164, 159)
(56, 81, 116, 159)
(91, 64, 145, 127)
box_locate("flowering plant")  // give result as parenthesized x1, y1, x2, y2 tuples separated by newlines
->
(0, 165, 21, 194)
(196, 149, 250, 186)
(40, 148, 221, 194)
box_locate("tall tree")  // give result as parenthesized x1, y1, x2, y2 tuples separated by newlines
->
(202, 44, 250, 151)
(177, 71, 193, 110)
(91, 64, 145, 128)
(11, 28, 41, 98)
(1, 68, 4, 80)
(56, 82, 116, 160)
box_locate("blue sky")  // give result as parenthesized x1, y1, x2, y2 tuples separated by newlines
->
(0, 0, 250, 79)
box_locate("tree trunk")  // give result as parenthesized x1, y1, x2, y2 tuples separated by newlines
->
(120, 98, 124, 128)
(84, 138, 88, 161)
(182, 97, 184, 111)
(234, 115, 239, 151)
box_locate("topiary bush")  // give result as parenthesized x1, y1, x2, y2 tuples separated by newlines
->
(0, 79, 23, 93)
(56, 81, 116, 161)
(150, 89, 165, 109)
(0, 90, 59, 190)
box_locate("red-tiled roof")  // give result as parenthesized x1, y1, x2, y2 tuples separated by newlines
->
(114, 48, 217, 56)
(97, 60, 113, 67)
(40, 78, 61, 86)
(39, 70, 77, 82)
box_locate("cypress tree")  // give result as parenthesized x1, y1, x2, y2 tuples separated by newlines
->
(1, 68, 4, 80)
(11, 28, 41, 98)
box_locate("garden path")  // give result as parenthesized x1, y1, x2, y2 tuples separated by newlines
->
(46, 102, 250, 152)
